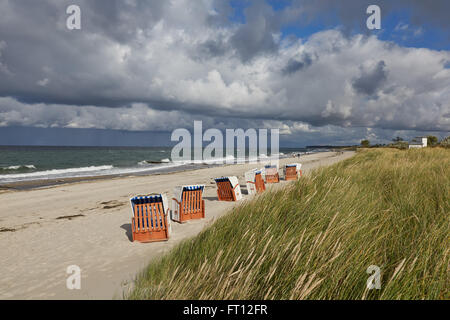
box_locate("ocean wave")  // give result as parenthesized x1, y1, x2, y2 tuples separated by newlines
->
(0, 162, 189, 183)
(0, 164, 36, 172)
(138, 158, 172, 166)
(0, 165, 114, 182)
(138, 160, 158, 165)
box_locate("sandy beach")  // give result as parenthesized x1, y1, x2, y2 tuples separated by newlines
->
(0, 151, 354, 300)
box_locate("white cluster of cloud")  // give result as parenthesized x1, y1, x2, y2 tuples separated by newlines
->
(0, 0, 449, 145)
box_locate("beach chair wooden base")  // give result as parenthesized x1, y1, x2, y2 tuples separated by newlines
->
(265, 173, 280, 184)
(132, 226, 169, 243)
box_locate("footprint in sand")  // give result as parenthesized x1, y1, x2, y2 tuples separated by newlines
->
(56, 214, 85, 221)
(100, 200, 125, 210)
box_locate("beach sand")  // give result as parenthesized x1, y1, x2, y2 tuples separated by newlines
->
(0, 151, 354, 299)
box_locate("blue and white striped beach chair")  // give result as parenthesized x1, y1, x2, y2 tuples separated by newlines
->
(171, 185, 205, 223)
(130, 194, 171, 243)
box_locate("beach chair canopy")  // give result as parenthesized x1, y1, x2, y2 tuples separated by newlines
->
(130, 194, 168, 215)
(214, 176, 239, 186)
(264, 166, 278, 175)
(172, 185, 205, 203)
(285, 163, 302, 170)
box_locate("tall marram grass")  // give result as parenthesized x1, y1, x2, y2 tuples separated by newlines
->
(127, 148, 449, 300)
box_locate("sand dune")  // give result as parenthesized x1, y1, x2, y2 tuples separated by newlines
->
(0, 151, 354, 299)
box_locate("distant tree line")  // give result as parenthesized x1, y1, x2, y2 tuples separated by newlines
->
(360, 135, 449, 149)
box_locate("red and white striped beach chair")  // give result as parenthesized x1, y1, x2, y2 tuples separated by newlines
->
(130, 194, 171, 243)
(171, 185, 205, 223)
(215, 176, 242, 201)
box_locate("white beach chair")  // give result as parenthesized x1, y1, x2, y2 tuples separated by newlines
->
(245, 169, 266, 195)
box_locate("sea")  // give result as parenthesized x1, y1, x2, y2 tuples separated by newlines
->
(0, 146, 326, 184)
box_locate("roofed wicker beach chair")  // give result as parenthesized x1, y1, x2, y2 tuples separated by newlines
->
(215, 176, 242, 201)
(284, 163, 302, 181)
(264, 165, 280, 183)
(245, 169, 266, 195)
(171, 185, 205, 223)
(254, 171, 266, 193)
(130, 194, 171, 243)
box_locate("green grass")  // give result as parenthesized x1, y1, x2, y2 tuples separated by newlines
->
(127, 148, 449, 300)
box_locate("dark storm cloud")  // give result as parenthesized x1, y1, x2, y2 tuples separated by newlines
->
(352, 60, 387, 96)
(0, 0, 217, 106)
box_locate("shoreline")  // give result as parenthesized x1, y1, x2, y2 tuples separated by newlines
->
(0, 163, 210, 191)
(0, 150, 339, 191)
(0, 155, 303, 191)
(0, 151, 354, 299)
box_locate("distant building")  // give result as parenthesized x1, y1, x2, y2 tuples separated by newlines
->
(409, 137, 428, 149)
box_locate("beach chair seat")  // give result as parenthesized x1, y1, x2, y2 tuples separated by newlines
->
(285, 163, 302, 181)
(245, 169, 266, 195)
(130, 194, 171, 243)
(264, 165, 280, 183)
(215, 176, 242, 201)
(171, 185, 205, 223)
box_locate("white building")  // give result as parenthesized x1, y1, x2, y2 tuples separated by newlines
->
(409, 137, 428, 149)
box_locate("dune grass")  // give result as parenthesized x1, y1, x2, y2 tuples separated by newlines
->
(127, 148, 449, 300)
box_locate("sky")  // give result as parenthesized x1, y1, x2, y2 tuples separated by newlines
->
(0, 0, 449, 147)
